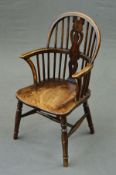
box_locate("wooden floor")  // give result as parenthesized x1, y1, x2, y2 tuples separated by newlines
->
(16, 79, 78, 115)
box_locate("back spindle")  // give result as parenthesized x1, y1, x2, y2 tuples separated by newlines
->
(63, 17, 70, 79)
(84, 21, 89, 55)
(42, 53, 45, 81)
(53, 24, 58, 79)
(47, 52, 50, 79)
(82, 21, 89, 68)
(90, 33, 96, 58)
(87, 26, 93, 57)
(36, 54, 41, 82)
(91, 37, 97, 63)
(58, 19, 64, 79)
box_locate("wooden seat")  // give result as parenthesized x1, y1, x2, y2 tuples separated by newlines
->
(16, 79, 78, 115)
(13, 12, 101, 167)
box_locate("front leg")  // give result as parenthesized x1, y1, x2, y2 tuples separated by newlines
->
(13, 100, 23, 139)
(60, 116, 68, 167)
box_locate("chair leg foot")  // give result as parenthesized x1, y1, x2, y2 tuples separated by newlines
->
(60, 116, 69, 167)
(83, 101, 95, 134)
(13, 101, 23, 140)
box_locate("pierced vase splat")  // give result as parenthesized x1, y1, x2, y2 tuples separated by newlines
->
(69, 17, 85, 76)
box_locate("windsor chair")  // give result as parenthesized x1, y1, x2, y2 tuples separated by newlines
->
(13, 12, 101, 167)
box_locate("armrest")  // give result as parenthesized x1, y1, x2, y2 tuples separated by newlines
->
(19, 47, 69, 85)
(20, 47, 69, 59)
(72, 63, 93, 79)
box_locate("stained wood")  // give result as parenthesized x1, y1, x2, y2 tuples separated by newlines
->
(16, 79, 77, 115)
(54, 24, 58, 48)
(69, 17, 84, 76)
(21, 109, 37, 118)
(47, 53, 50, 79)
(20, 48, 69, 59)
(84, 21, 89, 55)
(42, 53, 45, 81)
(14, 12, 101, 167)
(72, 63, 93, 79)
(61, 19, 64, 48)
(60, 117, 68, 167)
(13, 101, 23, 139)
(90, 33, 96, 58)
(87, 26, 93, 56)
(68, 114, 86, 137)
(25, 59, 37, 85)
(36, 54, 41, 82)
(36, 111, 73, 127)
(83, 102, 94, 134)
(58, 19, 64, 79)
(58, 53, 62, 78)
(63, 17, 70, 79)
(53, 53, 56, 79)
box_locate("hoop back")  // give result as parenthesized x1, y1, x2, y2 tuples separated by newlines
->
(47, 12, 101, 64)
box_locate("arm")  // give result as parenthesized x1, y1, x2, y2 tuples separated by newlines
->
(19, 47, 69, 85)
(20, 48, 69, 59)
(72, 63, 93, 79)
(71, 63, 93, 100)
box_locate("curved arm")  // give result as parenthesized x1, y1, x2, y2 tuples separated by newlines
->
(20, 47, 70, 85)
(71, 63, 93, 100)
(72, 63, 93, 79)
(20, 47, 69, 59)
(24, 59, 37, 85)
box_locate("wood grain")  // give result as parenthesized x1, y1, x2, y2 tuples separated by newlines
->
(16, 79, 77, 115)
(14, 12, 101, 167)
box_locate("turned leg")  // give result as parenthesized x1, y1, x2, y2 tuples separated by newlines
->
(13, 100, 23, 139)
(83, 101, 95, 134)
(60, 116, 68, 167)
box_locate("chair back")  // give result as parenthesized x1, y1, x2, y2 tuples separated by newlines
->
(46, 12, 101, 79)
(23, 12, 101, 85)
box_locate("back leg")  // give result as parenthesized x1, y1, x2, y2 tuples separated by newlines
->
(83, 101, 95, 134)
(13, 100, 23, 139)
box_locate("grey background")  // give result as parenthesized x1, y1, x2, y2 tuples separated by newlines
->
(0, 0, 116, 174)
